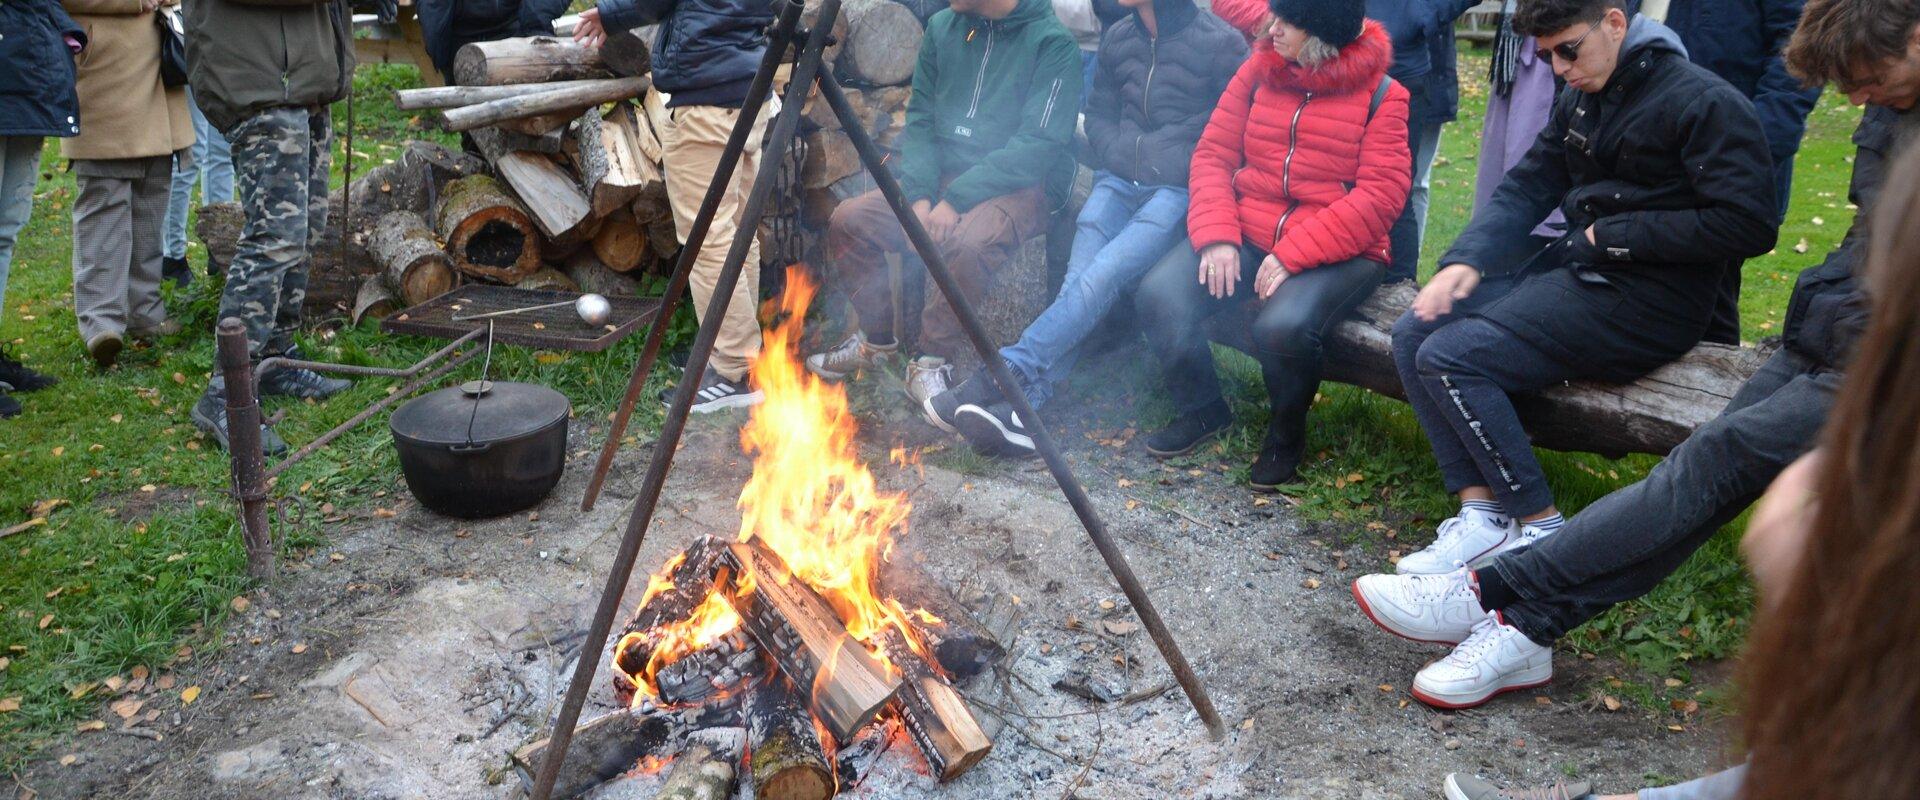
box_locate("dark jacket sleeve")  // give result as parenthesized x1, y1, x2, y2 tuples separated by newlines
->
(1590, 88, 1780, 265)
(896, 30, 942, 204)
(599, 0, 675, 31)
(519, 0, 571, 34)
(1081, 26, 1125, 175)
(1442, 91, 1575, 275)
(1752, 0, 1821, 164)
(942, 34, 1083, 211)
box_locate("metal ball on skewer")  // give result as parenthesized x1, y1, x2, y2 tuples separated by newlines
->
(449, 293, 614, 326)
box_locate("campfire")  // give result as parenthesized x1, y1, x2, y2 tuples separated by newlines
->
(517, 270, 1006, 799)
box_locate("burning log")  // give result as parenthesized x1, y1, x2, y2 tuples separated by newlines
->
(367, 210, 456, 306)
(745, 677, 835, 800)
(433, 174, 543, 284)
(877, 556, 1005, 680)
(720, 541, 901, 743)
(877, 628, 992, 782)
(470, 127, 594, 243)
(654, 629, 758, 706)
(656, 726, 746, 800)
(509, 708, 672, 799)
(441, 76, 651, 132)
(452, 36, 610, 86)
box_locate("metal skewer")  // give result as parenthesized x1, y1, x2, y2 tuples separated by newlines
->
(449, 299, 577, 322)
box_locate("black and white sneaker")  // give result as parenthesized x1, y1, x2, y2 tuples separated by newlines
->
(954, 402, 1036, 458)
(662, 366, 764, 413)
(924, 372, 1003, 434)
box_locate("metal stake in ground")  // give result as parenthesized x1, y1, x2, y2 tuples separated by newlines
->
(578, 1, 806, 514)
(812, 69, 1226, 739)
(528, 3, 837, 798)
(216, 318, 275, 580)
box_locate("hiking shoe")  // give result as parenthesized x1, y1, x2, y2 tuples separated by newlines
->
(129, 319, 182, 341)
(903, 355, 951, 408)
(1411, 611, 1552, 709)
(661, 366, 763, 413)
(260, 365, 352, 399)
(1396, 507, 1518, 575)
(955, 402, 1035, 458)
(86, 331, 123, 368)
(1353, 567, 1484, 646)
(0, 391, 19, 419)
(1144, 410, 1232, 458)
(192, 386, 290, 457)
(1485, 520, 1561, 562)
(162, 256, 193, 290)
(0, 348, 56, 392)
(805, 331, 895, 380)
(1443, 774, 1593, 800)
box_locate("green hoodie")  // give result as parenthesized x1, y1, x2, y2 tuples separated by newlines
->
(895, 0, 1082, 212)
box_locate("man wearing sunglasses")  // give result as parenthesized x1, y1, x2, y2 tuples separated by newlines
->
(1352, 0, 1780, 709)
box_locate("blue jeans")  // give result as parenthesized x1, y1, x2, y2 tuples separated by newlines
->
(0, 136, 42, 313)
(164, 87, 235, 260)
(1386, 116, 1445, 282)
(999, 173, 1187, 408)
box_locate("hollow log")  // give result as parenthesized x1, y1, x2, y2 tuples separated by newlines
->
(592, 211, 648, 273)
(877, 555, 1005, 681)
(441, 76, 651, 132)
(720, 541, 901, 743)
(509, 709, 672, 799)
(433, 174, 543, 284)
(745, 677, 834, 800)
(351, 275, 398, 325)
(601, 25, 658, 77)
(393, 79, 616, 111)
(451, 36, 610, 86)
(839, 0, 923, 86)
(515, 267, 580, 293)
(470, 127, 594, 243)
(877, 628, 992, 781)
(564, 251, 648, 298)
(656, 727, 745, 800)
(367, 211, 456, 306)
(577, 103, 664, 218)
(1209, 281, 1767, 458)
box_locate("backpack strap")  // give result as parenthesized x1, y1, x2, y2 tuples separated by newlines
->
(1366, 75, 1393, 124)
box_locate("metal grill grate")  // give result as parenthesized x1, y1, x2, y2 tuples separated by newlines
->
(382, 285, 661, 352)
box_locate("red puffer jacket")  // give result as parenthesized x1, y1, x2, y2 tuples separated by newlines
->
(1186, 20, 1412, 272)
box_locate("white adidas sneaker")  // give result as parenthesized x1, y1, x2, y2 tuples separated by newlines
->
(1396, 506, 1518, 575)
(1483, 520, 1561, 562)
(1410, 611, 1553, 709)
(1352, 567, 1484, 645)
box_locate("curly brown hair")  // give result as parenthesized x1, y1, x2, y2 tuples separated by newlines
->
(1785, 0, 1920, 88)
(1738, 145, 1920, 800)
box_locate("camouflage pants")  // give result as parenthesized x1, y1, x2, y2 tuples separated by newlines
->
(218, 106, 332, 358)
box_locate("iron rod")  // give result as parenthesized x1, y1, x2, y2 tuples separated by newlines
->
(255, 326, 484, 383)
(814, 70, 1226, 739)
(579, 3, 804, 514)
(263, 347, 485, 480)
(528, 3, 826, 797)
(217, 318, 275, 580)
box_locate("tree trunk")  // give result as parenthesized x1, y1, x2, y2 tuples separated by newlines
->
(495, 108, 585, 137)
(451, 36, 610, 86)
(745, 678, 834, 800)
(393, 78, 617, 111)
(433, 174, 543, 284)
(367, 211, 457, 306)
(352, 275, 398, 325)
(470, 127, 595, 243)
(441, 76, 651, 132)
(839, 0, 923, 86)
(592, 210, 648, 272)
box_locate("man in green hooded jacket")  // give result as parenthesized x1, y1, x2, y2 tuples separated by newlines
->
(806, 0, 1081, 415)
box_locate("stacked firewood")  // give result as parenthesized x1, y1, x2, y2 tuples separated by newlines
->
(796, 0, 926, 229)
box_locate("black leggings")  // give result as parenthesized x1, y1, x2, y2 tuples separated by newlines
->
(1134, 243, 1385, 426)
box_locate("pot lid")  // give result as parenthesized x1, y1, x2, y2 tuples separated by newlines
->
(390, 380, 570, 446)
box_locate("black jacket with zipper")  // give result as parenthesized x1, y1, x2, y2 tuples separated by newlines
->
(1782, 105, 1909, 370)
(1081, 0, 1245, 188)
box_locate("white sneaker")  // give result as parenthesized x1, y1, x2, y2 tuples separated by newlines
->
(1411, 612, 1552, 709)
(1396, 507, 1518, 575)
(904, 356, 952, 417)
(1352, 567, 1483, 645)
(1484, 520, 1560, 562)
(805, 331, 895, 380)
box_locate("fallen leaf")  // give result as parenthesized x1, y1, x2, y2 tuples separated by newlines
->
(59, 754, 77, 766)
(1671, 699, 1700, 715)
(1124, 499, 1140, 511)
(49, 446, 63, 457)
(291, 643, 308, 654)
(110, 414, 123, 424)
(1793, 237, 1809, 254)
(140, 484, 157, 493)
(1602, 695, 1622, 712)
(76, 720, 106, 733)
(1101, 620, 1137, 636)
(0, 696, 20, 712)
(103, 676, 125, 692)
(1097, 599, 1116, 611)
(371, 508, 397, 519)
(1252, 497, 1270, 507)
(230, 596, 250, 613)
(1239, 718, 1254, 730)
(130, 665, 150, 680)
(1301, 578, 1321, 590)
(111, 698, 144, 720)
(172, 372, 187, 385)
(1667, 724, 1686, 732)
(0, 657, 9, 671)
(1663, 677, 1684, 688)
(38, 613, 53, 629)
(329, 553, 345, 562)
(67, 682, 95, 700)
(180, 686, 202, 705)
(1377, 683, 1394, 693)
(1116, 478, 1133, 488)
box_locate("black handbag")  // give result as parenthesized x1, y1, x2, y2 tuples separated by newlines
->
(157, 7, 188, 88)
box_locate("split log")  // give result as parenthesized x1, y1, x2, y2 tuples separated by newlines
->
(601, 25, 658, 77)
(577, 103, 665, 218)
(592, 211, 649, 272)
(352, 275, 398, 325)
(877, 555, 1005, 680)
(877, 628, 992, 781)
(656, 727, 745, 800)
(393, 79, 616, 111)
(613, 536, 729, 682)
(720, 541, 901, 743)
(745, 677, 834, 800)
(451, 36, 609, 86)
(441, 76, 651, 132)
(838, 0, 923, 86)
(801, 129, 862, 189)
(643, 213, 680, 261)
(433, 174, 543, 284)
(515, 267, 579, 293)
(803, 84, 859, 131)
(1211, 281, 1766, 458)
(367, 211, 456, 306)
(509, 709, 671, 799)
(564, 251, 647, 298)
(470, 127, 594, 242)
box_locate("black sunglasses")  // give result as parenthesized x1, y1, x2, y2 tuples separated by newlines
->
(1535, 23, 1598, 64)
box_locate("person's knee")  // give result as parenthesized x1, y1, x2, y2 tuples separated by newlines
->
(1412, 322, 1498, 379)
(1251, 308, 1321, 361)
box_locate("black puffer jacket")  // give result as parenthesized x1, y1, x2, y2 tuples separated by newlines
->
(1443, 17, 1778, 377)
(0, 0, 84, 138)
(1783, 105, 1910, 369)
(1082, 0, 1245, 187)
(599, 0, 772, 108)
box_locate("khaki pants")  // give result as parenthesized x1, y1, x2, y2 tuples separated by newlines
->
(72, 155, 174, 342)
(653, 103, 767, 382)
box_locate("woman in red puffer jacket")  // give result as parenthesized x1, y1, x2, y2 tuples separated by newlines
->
(1134, 0, 1410, 491)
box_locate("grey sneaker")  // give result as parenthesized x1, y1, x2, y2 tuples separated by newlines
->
(192, 383, 290, 457)
(1443, 775, 1593, 800)
(129, 319, 182, 340)
(805, 331, 895, 380)
(904, 356, 951, 412)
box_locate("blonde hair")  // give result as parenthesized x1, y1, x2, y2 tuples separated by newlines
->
(1262, 13, 1344, 69)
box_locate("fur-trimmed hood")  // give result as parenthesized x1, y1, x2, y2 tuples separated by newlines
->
(1253, 18, 1393, 94)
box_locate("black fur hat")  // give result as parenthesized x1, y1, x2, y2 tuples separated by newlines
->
(1267, 0, 1365, 47)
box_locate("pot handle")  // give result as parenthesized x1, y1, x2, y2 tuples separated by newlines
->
(448, 441, 494, 455)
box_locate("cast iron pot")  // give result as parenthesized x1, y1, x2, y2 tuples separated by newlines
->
(389, 380, 569, 519)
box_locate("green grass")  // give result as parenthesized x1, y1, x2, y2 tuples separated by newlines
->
(0, 51, 1868, 760)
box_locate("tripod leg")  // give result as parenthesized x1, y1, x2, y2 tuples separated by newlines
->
(813, 68, 1226, 740)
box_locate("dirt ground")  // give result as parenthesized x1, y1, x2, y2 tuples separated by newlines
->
(17, 374, 1741, 800)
